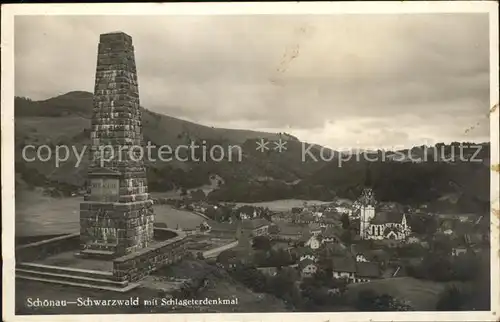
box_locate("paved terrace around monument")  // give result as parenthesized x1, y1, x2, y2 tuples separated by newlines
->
(113, 231, 187, 263)
(33, 250, 113, 272)
(24, 232, 191, 272)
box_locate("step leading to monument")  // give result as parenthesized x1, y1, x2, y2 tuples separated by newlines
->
(17, 262, 115, 280)
(16, 274, 140, 293)
(16, 268, 129, 288)
(16, 262, 140, 292)
(78, 249, 116, 260)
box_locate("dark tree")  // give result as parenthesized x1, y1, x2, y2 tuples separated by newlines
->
(355, 290, 413, 311)
(355, 289, 379, 311)
(253, 250, 268, 266)
(341, 213, 350, 229)
(252, 236, 272, 251)
(204, 207, 217, 221)
(231, 267, 268, 293)
(268, 249, 293, 268)
(340, 229, 353, 244)
(436, 285, 465, 311)
(267, 268, 299, 302)
(190, 189, 206, 201)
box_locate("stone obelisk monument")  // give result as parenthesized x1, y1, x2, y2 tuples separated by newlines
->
(79, 32, 155, 257)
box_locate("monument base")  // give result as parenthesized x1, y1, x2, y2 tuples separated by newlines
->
(15, 227, 187, 292)
(79, 199, 155, 258)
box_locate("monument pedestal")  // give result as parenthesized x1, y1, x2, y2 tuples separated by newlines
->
(78, 32, 155, 259)
(79, 168, 154, 258)
(80, 199, 155, 258)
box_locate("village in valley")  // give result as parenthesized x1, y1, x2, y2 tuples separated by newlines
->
(149, 167, 490, 311)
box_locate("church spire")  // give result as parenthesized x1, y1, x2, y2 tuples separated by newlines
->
(359, 163, 375, 206)
(364, 163, 372, 188)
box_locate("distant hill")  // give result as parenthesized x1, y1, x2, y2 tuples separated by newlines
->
(14, 92, 490, 214)
(15, 92, 300, 144)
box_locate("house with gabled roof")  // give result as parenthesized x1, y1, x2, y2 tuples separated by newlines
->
(318, 217, 341, 228)
(331, 256, 357, 281)
(294, 211, 316, 224)
(365, 249, 391, 264)
(308, 222, 322, 236)
(320, 242, 349, 259)
(294, 247, 318, 262)
(305, 235, 321, 250)
(451, 235, 470, 257)
(241, 218, 271, 237)
(406, 234, 421, 244)
(273, 222, 307, 241)
(216, 248, 251, 270)
(354, 261, 381, 283)
(349, 244, 372, 263)
(320, 226, 342, 244)
(355, 253, 369, 262)
(297, 230, 311, 245)
(202, 220, 239, 239)
(299, 259, 318, 278)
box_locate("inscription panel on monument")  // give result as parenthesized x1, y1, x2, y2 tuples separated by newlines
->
(90, 177, 119, 202)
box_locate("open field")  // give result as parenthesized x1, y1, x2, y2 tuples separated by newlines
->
(153, 205, 205, 230)
(232, 199, 333, 212)
(15, 190, 81, 236)
(150, 183, 217, 200)
(345, 277, 466, 310)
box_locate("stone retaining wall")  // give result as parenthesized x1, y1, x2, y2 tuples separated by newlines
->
(113, 229, 188, 282)
(202, 240, 239, 258)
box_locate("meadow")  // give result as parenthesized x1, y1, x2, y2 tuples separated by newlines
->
(344, 277, 464, 310)
(232, 199, 332, 212)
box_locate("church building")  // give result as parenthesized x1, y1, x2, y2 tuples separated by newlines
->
(357, 166, 411, 241)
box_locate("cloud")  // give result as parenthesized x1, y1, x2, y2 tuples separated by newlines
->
(14, 14, 490, 148)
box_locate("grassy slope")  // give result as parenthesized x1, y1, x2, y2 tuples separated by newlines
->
(15, 92, 327, 190)
(15, 91, 291, 146)
(344, 277, 463, 311)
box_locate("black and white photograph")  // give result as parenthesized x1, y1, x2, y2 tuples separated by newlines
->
(2, 2, 499, 322)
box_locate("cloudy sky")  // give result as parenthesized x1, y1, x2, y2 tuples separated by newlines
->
(15, 14, 491, 149)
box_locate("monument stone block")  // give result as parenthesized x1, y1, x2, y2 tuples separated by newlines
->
(79, 31, 155, 257)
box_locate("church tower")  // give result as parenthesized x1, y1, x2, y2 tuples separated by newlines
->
(359, 165, 376, 239)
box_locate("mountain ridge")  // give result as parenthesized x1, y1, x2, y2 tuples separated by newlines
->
(15, 91, 300, 144)
(14, 91, 491, 214)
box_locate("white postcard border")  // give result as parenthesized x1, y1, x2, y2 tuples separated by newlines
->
(2, 2, 499, 322)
